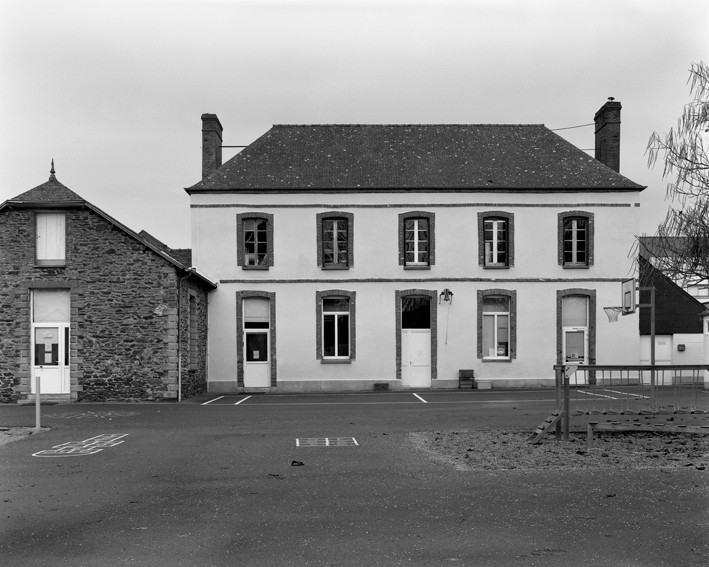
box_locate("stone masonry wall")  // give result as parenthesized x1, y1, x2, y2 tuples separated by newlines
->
(0, 206, 194, 402)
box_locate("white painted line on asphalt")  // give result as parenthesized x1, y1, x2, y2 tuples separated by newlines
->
(33, 434, 129, 458)
(201, 396, 225, 405)
(601, 389, 650, 399)
(296, 437, 359, 447)
(413, 393, 428, 403)
(234, 395, 252, 406)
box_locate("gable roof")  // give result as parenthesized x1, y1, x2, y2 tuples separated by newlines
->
(1, 172, 216, 290)
(187, 124, 646, 193)
(638, 257, 706, 335)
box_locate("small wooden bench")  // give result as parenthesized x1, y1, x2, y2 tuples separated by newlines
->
(586, 421, 709, 450)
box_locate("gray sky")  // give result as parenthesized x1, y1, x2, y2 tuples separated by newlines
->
(1, 0, 707, 249)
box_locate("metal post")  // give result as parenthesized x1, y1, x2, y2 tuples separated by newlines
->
(555, 365, 562, 439)
(650, 287, 656, 410)
(563, 369, 570, 441)
(34, 375, 41, 432)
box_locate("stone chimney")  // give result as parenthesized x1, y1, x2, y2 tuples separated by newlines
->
(594, 99, 621, 172)
(201, 113, 223, 179)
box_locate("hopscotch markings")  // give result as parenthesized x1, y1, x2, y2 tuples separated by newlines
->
(234, 396, 252, 406)
(577, 389, 650, 400)
(413, 393, 428, 403)
(296, 437, 358, 447)
(201, 396, 225, 405)
(33, 434, 129, 458)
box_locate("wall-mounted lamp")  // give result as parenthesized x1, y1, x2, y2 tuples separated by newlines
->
(439, 288, 454, 304)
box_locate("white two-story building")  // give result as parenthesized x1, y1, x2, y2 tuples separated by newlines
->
(186, 101, 645, 393)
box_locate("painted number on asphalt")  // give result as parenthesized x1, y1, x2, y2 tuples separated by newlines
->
(32, 434, 129, 457)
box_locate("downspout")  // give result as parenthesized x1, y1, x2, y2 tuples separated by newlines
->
(177, 269, 194, 403)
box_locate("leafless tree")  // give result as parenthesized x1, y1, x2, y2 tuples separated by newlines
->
(642, 61, 709, 288)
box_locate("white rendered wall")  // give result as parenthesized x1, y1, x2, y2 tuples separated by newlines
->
(191, 189, 642, 391)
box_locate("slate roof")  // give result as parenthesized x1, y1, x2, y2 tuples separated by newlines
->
(187, 124, 645, 192)
(11, 173, 85, 203)
(1, 172, 214, 289)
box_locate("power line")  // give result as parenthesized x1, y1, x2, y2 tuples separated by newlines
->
(551, 123, 594, 131)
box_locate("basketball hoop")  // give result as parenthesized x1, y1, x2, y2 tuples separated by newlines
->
(603, 306, 623, 323)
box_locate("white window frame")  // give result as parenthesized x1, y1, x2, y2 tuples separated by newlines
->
(482, 298, 510, 360)
(322, 298, 350, 360)
(404, 218, 429, 266)
(563, 218, 587, 266)
(483, 218, 508, 267)
(322, 218, 348, 267)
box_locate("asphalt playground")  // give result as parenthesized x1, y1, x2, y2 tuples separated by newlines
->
(1, 389, 707, 566)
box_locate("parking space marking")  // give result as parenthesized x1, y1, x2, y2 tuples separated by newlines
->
(33, 434, 128, 458)
(296, 437, 359, 447)
(413, 393, 428, 403)
(577, 389, 650, 400)
(201, 396, 225, 405)
(234, 395, 252, 405)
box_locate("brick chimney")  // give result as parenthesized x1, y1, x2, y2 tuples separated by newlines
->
(594, 99, 621, 172)
(201, 113, 223, 179)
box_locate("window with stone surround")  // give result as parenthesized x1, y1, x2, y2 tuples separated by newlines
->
(35, 212, 66, 267)
(237, 213, 273, 269)
(477, 289, 516, 361)
(399, 211, 435, 268)
(317, 212, 353, 269)
(558, 211, 594, 268)
(478, 211, 514, 268)
(316, 290, 355, 362)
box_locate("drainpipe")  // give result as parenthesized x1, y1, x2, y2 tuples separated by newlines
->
(177, 269, 194, 403)
(702, 310, 709, 390)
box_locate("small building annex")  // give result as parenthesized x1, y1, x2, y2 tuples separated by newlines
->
(0, 167, 217, 403)
(187, 100, 647, 393)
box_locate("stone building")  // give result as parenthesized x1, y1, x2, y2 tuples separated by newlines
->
(0, 166, 216, 403)
(187, 101, 646, 393)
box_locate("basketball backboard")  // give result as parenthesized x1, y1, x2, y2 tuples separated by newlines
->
(621, 278, 636, 314)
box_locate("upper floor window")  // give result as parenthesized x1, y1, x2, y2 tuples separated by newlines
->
(35, 212, 65, 267)
(399, 212, 435, 269)
(237, 213, 274, 269)
(478, 212, 514, 268)
(317, 212, 354, 269)
(559, 211, 594, 268)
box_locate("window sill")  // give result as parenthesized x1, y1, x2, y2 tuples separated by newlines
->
(481, 358, 512, 363)
(322, 265, 350, 270)
(34, 263, 66, 268)
(403, 265, 431, 270)
(320, 358, 352, 364)
(482, 264, 510, 270)
(561, 264, 591, 270)
(241, 265, 270, 271)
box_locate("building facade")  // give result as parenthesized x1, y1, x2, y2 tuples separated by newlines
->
(0, 169, 216, 403)
(187, 101, 646, 393)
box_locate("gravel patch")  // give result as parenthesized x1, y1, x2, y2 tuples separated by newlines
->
(0, 427, 49, 448)
(410, 429, 709, 471)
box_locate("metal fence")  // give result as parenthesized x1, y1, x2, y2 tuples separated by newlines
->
(548, 364, 709, 441)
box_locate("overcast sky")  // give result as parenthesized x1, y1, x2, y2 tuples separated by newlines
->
(1, 0, 707, 249)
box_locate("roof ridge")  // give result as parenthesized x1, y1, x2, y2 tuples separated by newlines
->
(271, 123, 545, 128)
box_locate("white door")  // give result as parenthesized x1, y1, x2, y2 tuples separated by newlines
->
(563, 327, 588, 385)
(244, 331, 270, 387)
(402, 329, 431, 388)
(32, 324, 70, 394)
(243, 298, 271, 388)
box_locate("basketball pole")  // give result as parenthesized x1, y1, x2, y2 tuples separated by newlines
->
(638, 286, 656, 408)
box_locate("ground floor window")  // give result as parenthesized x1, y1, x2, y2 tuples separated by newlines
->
(316, 290, 356, 362)
(477, 289, 516, 360)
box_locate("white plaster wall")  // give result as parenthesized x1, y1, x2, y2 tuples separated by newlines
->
(191, 189, 642, 390)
